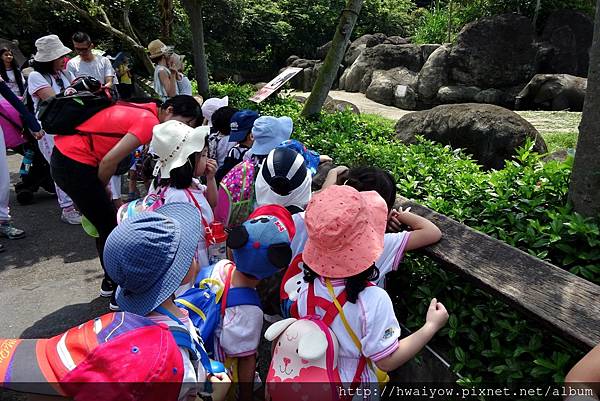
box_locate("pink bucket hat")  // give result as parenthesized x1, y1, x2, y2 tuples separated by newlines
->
(303, 185, 388, 278)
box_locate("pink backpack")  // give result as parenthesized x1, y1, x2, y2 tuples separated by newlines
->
(214, 160, 256, 227)
(0, 99, 26, 149)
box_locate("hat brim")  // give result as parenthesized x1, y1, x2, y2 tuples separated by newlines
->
(158, 126, 210, 179)
(250, 117, 293, 156)
(33, 45, 72, 62)
(228, 128, 252, 143)
(302, 190, 387, 278)
(115, 203, 202, 315)
(0, 338, 64, 396)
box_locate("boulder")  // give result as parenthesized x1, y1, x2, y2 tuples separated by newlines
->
(286, 59, 324, 91)
(449, 13, 537, 88)
(366, 68, 417, 105)
(316, 41, 332, 60)
(437, 85, 480, 103)
(543, 149, 570, 163)
(254, 82, 268, 90)
(324, 99, 361, 115)
(417, 45, 450, 99)
(340, 44, 424, 92)
(421, 44, 441, 62)
(394, 85, 418, 110)
(343, 33, 387, 66)
(384, 36, 409, 45)
(286, 55, 300, 66)
(474, 88, 513, 107)
(395, 103, 547, 170)
(515, 73, 587, 111)
(539, 10, 593, 77)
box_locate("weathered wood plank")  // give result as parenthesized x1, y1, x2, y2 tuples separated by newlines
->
(396, 196, 600, 349)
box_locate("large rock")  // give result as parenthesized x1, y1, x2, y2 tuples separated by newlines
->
(340, 44, 424, 92)
(316, 41, 332, 60)
(366, 68, 417, 105)
(384, 36, 409, 46)
(437, 85, 480, 103)
(474, 88, 513, 108)
(539, 10, 593, 77)
(515, 73, 587, 111)
(324, 99, 361, 115)
(286, 59, 327, 91)
(449, 14, 537, 88)
(343, 33, 387, 66)
(395, 103, 547, 170)
(421, 44, 441, 62)
(417, 45, 450, 99)
(394, 85, 418, 110)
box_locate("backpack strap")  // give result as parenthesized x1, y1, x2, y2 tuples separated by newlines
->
(226, 287, 261, 309)
(184, 188, 211, 233)
(219, 262, 236, 317)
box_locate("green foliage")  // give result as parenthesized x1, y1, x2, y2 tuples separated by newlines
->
(215, 83, 598, 384)
(542, 131, 578, 153)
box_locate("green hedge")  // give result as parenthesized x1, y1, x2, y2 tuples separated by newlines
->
(210, 83, 599, 386)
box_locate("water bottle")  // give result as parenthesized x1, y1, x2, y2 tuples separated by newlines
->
(207, 222, 228, 264)
(19, 149, 35, 176)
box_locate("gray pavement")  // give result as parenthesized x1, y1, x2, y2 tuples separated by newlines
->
(0, 151, 108, 341)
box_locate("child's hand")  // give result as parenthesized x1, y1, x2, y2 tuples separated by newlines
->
(424, 298, 448, 332)
(387, 208, 412, 232)
(205, 159, 218, 179)
(209, 372, 231, 401)
(319, 154, 333, 163)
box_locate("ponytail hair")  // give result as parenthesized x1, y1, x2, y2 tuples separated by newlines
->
(302, 264, 380, 304)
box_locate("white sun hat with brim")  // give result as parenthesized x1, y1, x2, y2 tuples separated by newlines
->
(201, 96, 229, 127)
(33, 35, 72, 62)
(151, 120, 210, 179)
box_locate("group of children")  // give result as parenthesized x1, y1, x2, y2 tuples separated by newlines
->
(0, 96, 449, 401)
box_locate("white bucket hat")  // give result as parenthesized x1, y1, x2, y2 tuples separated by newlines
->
(151, 120, 210, 179)
(33, 35, 72, 62)
(201, 96, 228, 127)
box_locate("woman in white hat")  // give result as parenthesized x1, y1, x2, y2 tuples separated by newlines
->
(27, 34, 82, 225)
(148, 39, 178, 101)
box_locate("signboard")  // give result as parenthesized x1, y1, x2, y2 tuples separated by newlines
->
(249, 67, 303, 103)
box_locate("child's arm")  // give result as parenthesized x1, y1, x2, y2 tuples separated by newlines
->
(375, 298, 448, 372)
(204, 158, 218, 208)
(322, 165, 349, 189)
(209, 372, 232, 401)
(389, 208, 442, 251)
(237, 354, 256, 401)
(564, 343, 600, 400)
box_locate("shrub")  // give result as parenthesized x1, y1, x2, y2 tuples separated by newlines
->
(216, 83, 598, 385)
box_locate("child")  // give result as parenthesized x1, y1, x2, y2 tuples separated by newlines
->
(105, 202, 230, 401)
(209, 105, 238, 170)
(295, 185, 448, 388)
(201, 96, 228, 127)
(217, 109, 259, 179)
(205, 204, 294, 401)
(150, 120, 218, 268)
(243, 115, 293, 166)
(171, 53, 192, 96)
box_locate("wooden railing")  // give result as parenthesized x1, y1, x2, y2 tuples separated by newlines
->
(396, 196, 600, 350)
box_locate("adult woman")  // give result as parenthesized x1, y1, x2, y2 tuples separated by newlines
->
(0, 48, 25, 97)
(147, 39, 178, 101)
(27, 34, 81, 225)
(50, 95, 203, 309)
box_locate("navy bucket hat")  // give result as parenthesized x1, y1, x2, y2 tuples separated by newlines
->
(104, 202, 202, 315)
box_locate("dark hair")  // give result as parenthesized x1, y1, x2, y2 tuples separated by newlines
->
(303, 264, 380, 304)
(345, 166, 397, 212)
(0, 48, 24, 95)
(31, 60, 57, 75)
(72, 32, 91, 43)
(161, 95, 203, 127)
(155, 136, 209, 189)
(211, 106, 239, 135)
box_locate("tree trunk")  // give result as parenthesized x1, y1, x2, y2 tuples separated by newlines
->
(159, 0, 174, 41)
(568, 0, 600, 217)
(301, 0, 363, 117)
(181, 0, 210, 98)
(532, 0, 541, 30)
(49, 0, 154, 75)
(447, 0, 453, 43)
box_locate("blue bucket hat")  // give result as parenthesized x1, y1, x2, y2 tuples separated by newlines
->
(277, 139, 321, 176)
(228, 109, 260, 143)
(226, 205, 294, 280)
(250, 116, 293, 156)
(104, 202, 201, 315)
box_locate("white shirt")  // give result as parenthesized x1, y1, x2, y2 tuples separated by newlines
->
(160, 179, 214, 267)
(27, 70, 71, 114)
(207, 260, 264, 361)
(177, 75, 193, 96)
(2, 69, 24, 97)
(67, 55, 115, 84)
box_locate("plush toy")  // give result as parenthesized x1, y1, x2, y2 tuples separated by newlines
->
(265, 317, 342, 401)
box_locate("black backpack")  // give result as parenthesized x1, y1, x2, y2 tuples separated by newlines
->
(37, 76, 118, 135)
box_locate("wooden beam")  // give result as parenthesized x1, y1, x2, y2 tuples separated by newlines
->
(395, 196, 600, 350)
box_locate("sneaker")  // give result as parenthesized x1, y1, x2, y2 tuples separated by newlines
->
(109, 292, 121, 311)
(100, 277, 116, 297)
(61, 207, 82, 225)
(0, 221, 26, 240)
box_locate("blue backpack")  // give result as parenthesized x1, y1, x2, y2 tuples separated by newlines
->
(175, 262, 261, 357)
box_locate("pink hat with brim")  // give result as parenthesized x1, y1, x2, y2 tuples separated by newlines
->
(303, 185, 388, 278)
